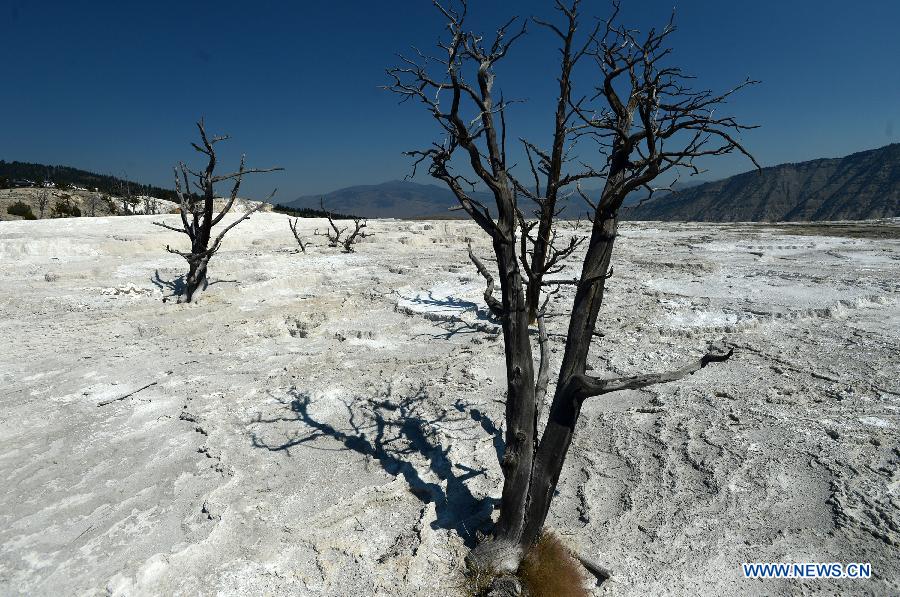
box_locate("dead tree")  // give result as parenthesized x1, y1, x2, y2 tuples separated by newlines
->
(87, 193, 102, 217)
(118, 176, 133, 215)
(288, 217, 309, 252)
(341, 218, 370, 252)
(153, 119, 282, 303)
(315, 199, 343, 247)
(143, 186, 159, 215)
(315, 198, 371, 252)
(37, 189, 49, 219)
(87, 194, 97, 217)
(388, 0, 757, 583)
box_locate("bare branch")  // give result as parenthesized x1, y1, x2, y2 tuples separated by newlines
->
(152, 221, 189, 234)
(575, 343, 734, 399)
(288, 217, 308, 252)
(533, 301, 551, 427)
(468, 242, 504, 317)
(96, 381, 158, 407)
(577, 553, 612, 583)
(208, 196, 270, 255)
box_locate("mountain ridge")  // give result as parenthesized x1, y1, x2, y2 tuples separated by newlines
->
(285, 179, 703, 220)
(627, 143, 900, 221)
(287, 144, 899, 222)
(285, 179, 492, 219)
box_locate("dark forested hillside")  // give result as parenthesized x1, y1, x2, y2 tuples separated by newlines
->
(628, 144, 900, 222)
(0, 161, 176, 201)
(272, 203, 358, 219)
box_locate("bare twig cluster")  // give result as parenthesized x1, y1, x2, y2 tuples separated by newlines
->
(387, 0, 756, 582)
(153, 119, 282, 303)
(313, 198, 371, 253)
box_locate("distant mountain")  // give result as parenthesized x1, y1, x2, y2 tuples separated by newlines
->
(287, 178, 706, 220)
(0, 160, 176, 202)
(620, 178, 707, 207)
(285, 180, 488, 219)
(628, 144, 900, 222)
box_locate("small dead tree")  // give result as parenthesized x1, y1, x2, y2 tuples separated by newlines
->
(87, 193, 102, 217)
(315, 198, 371, 252)
(105, 195, 118, 215)
(143, 186, 159, 215)
(37, 189, 49, 219)
(153, 119, 282, 303)
(341, 218, 370, 252)
(118, 176, 133, 215)
(288, 217, 309, 252)
(388, 0, 758, 585)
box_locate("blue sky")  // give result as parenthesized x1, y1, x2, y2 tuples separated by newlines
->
(2, 1, 898, 199)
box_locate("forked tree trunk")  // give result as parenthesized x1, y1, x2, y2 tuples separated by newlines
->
(480, 181, 622, 565)
(181, 216, 212, 303)
(522, 211, 618, 547)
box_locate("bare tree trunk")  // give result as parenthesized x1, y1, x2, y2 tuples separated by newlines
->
(288, 217, 308, 252)
(474, 210, 536, 571)
(184, 253, 209, 303)
(522, 209, 618, 546)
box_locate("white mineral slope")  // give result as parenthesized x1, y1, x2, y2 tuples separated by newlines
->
(0, 214, 897, 596)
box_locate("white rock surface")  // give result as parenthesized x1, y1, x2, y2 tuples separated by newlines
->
(0, 214, 898, 595)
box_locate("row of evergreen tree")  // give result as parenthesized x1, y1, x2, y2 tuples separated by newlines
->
(0, 160, 176, 201)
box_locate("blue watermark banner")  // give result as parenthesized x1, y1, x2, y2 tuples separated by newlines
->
(742, 562, 872, 579)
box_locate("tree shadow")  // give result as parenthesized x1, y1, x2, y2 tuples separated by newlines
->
(151, 269, 239, 301)
(403, 289, 502, 340)
(411, 318, 502, 342)
(151, 269, 186, 297)
(250, 384, 505, 547)
(407, 289, 483, 314)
